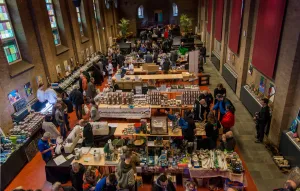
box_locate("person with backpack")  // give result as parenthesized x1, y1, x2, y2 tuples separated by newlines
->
(221, 105, 235, 133)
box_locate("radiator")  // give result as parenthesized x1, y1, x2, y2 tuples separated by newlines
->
(222, 63, 238, 93)
(211, 51, 220, 71)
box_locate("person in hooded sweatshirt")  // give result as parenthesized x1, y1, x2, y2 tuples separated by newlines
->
(116, 151, 135, 191)
(70, 162, 85, 191)
(152, 174, 176, 191)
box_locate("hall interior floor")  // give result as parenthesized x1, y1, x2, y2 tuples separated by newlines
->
(6, 67, 262, 191)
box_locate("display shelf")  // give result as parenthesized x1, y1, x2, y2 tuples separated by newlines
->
(279, 130, 300, 167)
(240, 85, 262, 116)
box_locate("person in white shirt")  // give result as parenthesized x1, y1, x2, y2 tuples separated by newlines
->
(128, 62, 134, 75)
(45, 85, 57, 105)
(107, 61, 113, 81)
(37, 84, 46, 103)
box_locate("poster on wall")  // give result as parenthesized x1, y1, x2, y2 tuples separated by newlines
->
(36, 76, 43, 86)
(70, 57, 74, 68)
(248, 64, 253, 75)
(86, 48, 90, 57)
(24, 82, 33, 97)
(63, 60, 71, 72)
(81, 50, 85, 62)
(90, 46, 93, 55)
(259, 76, 265, 94)
(7, 89, 21, 105)
(56, 64, 62, 79)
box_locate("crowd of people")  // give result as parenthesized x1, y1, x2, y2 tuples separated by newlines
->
(16, 23, 279, 191)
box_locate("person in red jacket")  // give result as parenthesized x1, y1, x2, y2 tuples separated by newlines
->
(221, 105, 235, 133)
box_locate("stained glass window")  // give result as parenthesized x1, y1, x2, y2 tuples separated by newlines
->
(76, 7, 84, 36)
(138, 6, 144, 19)
(0, 0, 21, 64)
(45, 0, 61, 45)
(173, 3, 178, 16)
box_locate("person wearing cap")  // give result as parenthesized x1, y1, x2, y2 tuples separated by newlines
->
(38, 132, 55, 163)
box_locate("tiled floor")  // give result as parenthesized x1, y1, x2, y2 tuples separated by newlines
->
(203, 60, 287, 191)
(5, 60, 286, 191)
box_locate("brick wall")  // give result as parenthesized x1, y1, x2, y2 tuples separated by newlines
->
(0, 0, 117, 133)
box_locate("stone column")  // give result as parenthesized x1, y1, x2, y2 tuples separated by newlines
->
(268, 0, 300, 146)
(219, 0, 230, 74)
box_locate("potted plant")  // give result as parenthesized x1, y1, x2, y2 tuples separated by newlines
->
(180, 14, 192, 37)
(118, 18, 130, 42)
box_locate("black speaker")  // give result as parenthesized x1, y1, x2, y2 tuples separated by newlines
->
(72, 0, 81, 7)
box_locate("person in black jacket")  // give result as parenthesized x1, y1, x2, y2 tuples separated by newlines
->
(70, 162, 85, 191)
(183, 111, 196, 142)
(62, 92, 74, 114)
(199, 90, 214, 107)
(193, 99, 210, 122)
(152, 174, 176, 191)
(254, 98, 270, 143)
(80, 119, 94, 147)
(162, 58, 171, 74)
(205, 112, 220, 149)
(117, 51, 125, 67)
(213, 83, 226, 103)
(69, 85, 84, 120)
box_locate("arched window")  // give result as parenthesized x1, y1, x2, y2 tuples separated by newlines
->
(76, 7, 84, 36)
(0, 0, 21, 64)
(45, 0, 61, 46)
(138, 5, 144, 19)
(173, 3, 178, 16)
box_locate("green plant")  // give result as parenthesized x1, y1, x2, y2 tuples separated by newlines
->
(118, 18, 130, 37)
(180, 14, 192, 33)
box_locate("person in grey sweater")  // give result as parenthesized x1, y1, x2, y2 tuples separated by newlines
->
(55, 103, 66, 139)
(86, 77, 97, 99)
(116, 151, 135, 191)
(89, 99, 100, 122)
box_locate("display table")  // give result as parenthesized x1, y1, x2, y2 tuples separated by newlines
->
(45, 153, 75, 184)
(126, 68, 188, 75)
(113, 74, 184, 82)
(189, 168, 245, 185)
(0, 125, 43, 190)
(114, 123, 182, 137)
(98, 105, 151, 119)
(72, 152, 118, 167)
(0, 145, 28, 190)
(240, 85, 262, 116)
(279, 130, 300, 167)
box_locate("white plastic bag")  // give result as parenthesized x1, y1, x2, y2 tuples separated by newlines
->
(55, 136, 64, 155)
(84, 104, 89, 115)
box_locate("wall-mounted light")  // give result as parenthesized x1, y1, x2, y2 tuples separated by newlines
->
(102, 27, 105, 30)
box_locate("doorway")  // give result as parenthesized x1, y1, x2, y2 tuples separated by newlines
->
(154, 10, 163, 23)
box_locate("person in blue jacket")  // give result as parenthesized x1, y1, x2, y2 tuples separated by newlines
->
(165, 111, 188, 130)
(95, 173, 117, 191)
(213, 94, 231, 121)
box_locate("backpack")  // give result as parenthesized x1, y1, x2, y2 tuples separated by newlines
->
(222, 98, 235, 114)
